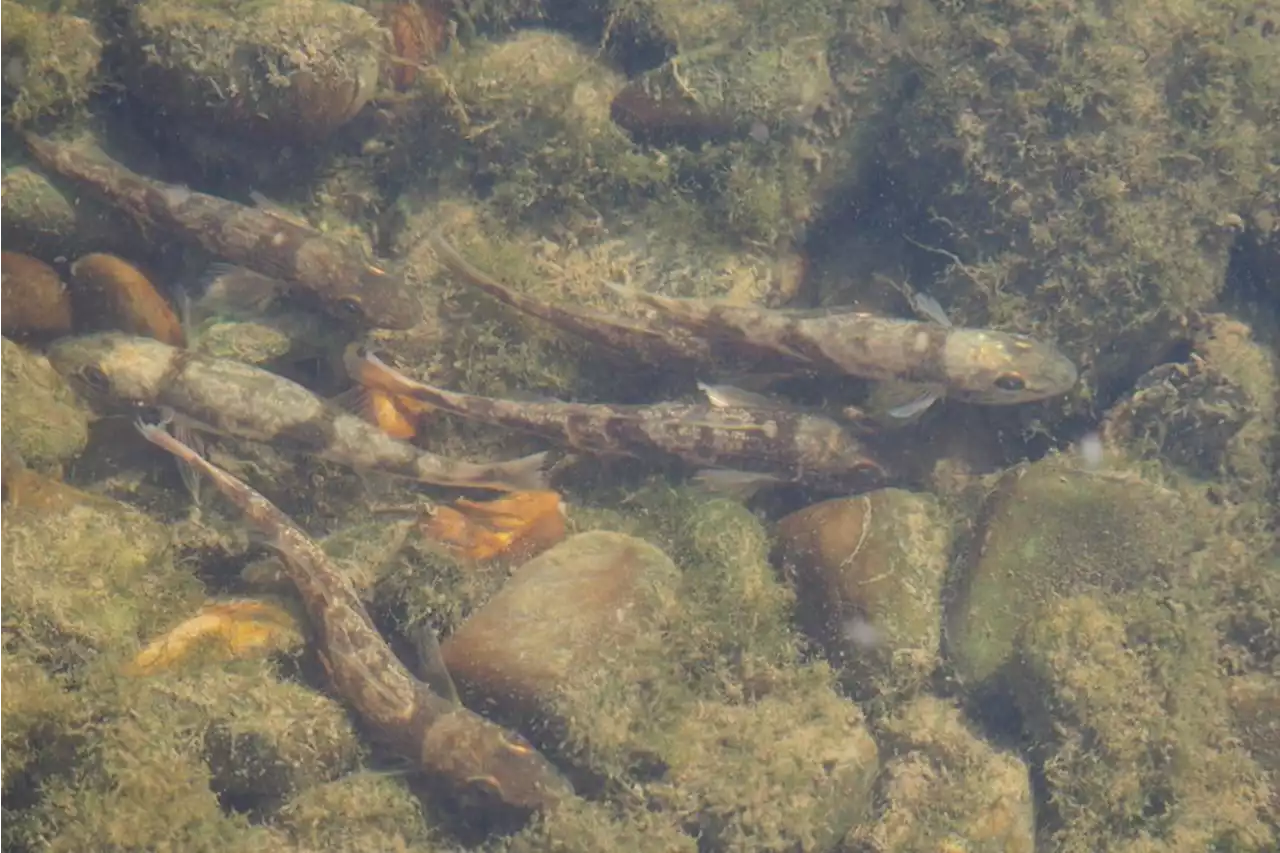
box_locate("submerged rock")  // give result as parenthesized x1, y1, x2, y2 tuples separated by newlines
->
(772, 490, 951, 700)
(123, 0, 384, 143)
(847, 695, 1035, 853)
(944, 456, 1203, 687)
(440, 530, 683, 739)
(1, 337, 90, 471)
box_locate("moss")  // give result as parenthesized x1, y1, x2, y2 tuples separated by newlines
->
(0, 338, 90, 471)
(273, 772, 445, 852)
(1, 490, 201, 670)
(124, 0, 385, 142)
(0, 2, 102, 125)
(827, 0, 1280, 410)
(1013, 594, 1274, 852)
(848, 696, 1036, 853)
(649, 683, 878, 853)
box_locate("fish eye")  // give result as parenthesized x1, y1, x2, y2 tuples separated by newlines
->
(334, 296, 367, 320)
(78, 364, 111, 394)
(994, 373, 1027, 392)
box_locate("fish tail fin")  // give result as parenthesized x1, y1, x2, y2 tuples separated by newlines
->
(492, 451, 552, 492)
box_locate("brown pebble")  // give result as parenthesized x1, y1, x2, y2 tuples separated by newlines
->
(69, 253, 185, 346)
(441, 531, 681, 731)
(1, 251, 72, 338)
(772, 490, 951, 698)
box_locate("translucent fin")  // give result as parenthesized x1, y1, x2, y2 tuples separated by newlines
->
(907, 290, 953, 327)
(495, 452, 552, 492)
(249, 190, 313, 229)
(411, 623, 460, 705)
(171, 419, 206, 505)
(697, 381, 784, 410)
(886, 390, 940, 419)
(691, 468, 784, 500)
(194, 263, 284, 316)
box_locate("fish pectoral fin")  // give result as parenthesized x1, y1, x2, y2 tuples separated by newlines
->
(171, 420, 207, 505)
(411, 623, 461, 705)
(885, 388, 942, 420)
(193, 263, 285, 318)
(690, 469, 784, 500)
(249, 190, 316, 230)
(697, 381, 787, 410)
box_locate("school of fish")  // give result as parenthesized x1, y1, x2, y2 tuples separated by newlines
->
(28, 130, 1079, 824)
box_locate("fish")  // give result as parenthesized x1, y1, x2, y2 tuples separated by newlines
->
(48, 333, 549, 493)
(348, 346, 890, 494)
(24, 135, 422, 330)
(421, 491, 568, 566)
(134, 420, 572, 815)
(431, 233, 1078, 406)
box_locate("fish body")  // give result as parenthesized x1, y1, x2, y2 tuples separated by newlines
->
(25, 135, 421, 330)
(621, 291, 1080, 405)
(135, 422, 571, 814)
(48, 333, 548, 492)
(350, 349, 889, 493)
(432, 234, 1077, 405)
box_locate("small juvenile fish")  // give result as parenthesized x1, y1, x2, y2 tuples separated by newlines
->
(431, 233, 1078, 406)
(48, 333, 548, 493)
(25, 135, 421, 330)
(134, 421, 572, 815)
(349, 347, 890, 494)
(69, 253, 186, 346)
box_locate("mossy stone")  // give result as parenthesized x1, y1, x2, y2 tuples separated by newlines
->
(1, 338, 90, 470)
(944, 456, 1202, 687)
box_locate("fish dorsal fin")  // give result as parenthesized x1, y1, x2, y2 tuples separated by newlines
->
(249, 191, 315, 230)
(411, 623, 460, 704)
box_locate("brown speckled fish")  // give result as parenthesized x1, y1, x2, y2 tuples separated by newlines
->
(25, 135, 421, 330)
(48, 333, 548, 493)
(349, 346, 890, 495)
(432, 233, 1078, 407)
(135, 421, 571, 816)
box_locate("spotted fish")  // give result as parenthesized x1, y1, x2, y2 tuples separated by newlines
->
(48, 333, 548, 493)
(25, 135, 421, 329)
(431, 233, 1078, 406)
(348, 346, 890, 494)
(135, 421, 571, 815)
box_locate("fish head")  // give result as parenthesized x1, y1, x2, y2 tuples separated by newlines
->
(46, 332, 177, 408)
(947, 331, 1079, 405)
(329, 262, 422, 330)
(425, 714, 573, 814)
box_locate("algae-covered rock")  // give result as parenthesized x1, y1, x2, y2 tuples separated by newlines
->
(827, 0, 1280, 411)
(156, 665, 364, 810)
(650, 687, 879, 853)
(944, 455, 1204, 687)
(0, 2, 101, 124)
(124, 0, 384, 143)
(273, 772, 442, 851)
(772, 489, 951, 701)
(0, 649, 83, 791)
(1102, 313, 1278, 500)
(847, 695, 1035, 853)
(440, 530, 684, 760)
(1, 337, 90, 470)
(0, 166, 79, 257)
(1, 486, 201, 667)
(9, 678, 285, 853)
(1012, 594, 1275, 852)
(426, 30, 645, 222)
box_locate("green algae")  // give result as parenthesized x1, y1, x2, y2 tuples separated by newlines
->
(944, 455, 1206, 688)
(0, 2, 102, 126)
(1, 338, 90, 472)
